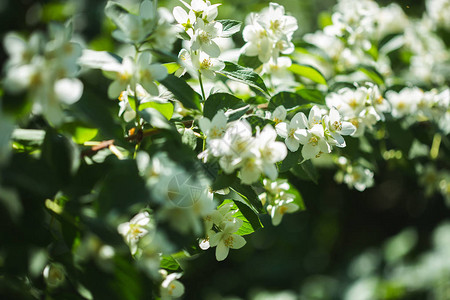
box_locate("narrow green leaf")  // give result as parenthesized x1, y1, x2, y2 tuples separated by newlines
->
(217, 19, 241, 38)
(160, 74, 202, 111)
(218, 62, 270, 97)
(289, 64, 327, 85)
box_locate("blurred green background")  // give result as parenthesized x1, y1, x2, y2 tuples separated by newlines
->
(3, 0, 449, 299)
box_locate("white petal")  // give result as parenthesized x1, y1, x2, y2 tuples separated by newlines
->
(340, 122, 356, 136)
(230, 234, 246, 249)
(202, 41, 221, 58)
(263, 163, 278, 180)
(198, 117, 211, 134)
(275, 122, 288, 138)
(301, 143, 319, 160)
(216, 241, 230, 261)
(54, 78, 84, 105)
(285, 137, 300, 152)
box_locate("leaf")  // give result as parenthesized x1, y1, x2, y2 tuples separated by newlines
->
(268, 91, 310, 111)
(71, 127, 99, 144)
(231, 182, 263, 213)
(163, 62, 180, 74)
(160, 74, 202, 111)
(233, 200, 263, 235)
(139, 102, 174, 120)
(244, 116, 275, 133)
(218, 62, 270, 97)
(180, 128, 197, 150)
(278, 150, 302, 173)
(287, 185, 306, 211)
(238, 54, 262, 69)
(160, 255, 181, 271)
(297, 88, 325, 105)
(219, 199, 263, 236)
(140, 108, 175, 131)
(41, 129, 79, 186)
(217, 19, 241, 38)
(289, 64, 327, 85)
(211, 172, 237, 191)
(291, 159, 319, 184)
(204, 93, 248, 120)
(358, 65, 385, 86)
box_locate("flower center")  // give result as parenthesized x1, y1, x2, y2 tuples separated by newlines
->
(200, 58, 212, 69)
(224, 235, 234, 247)
(309, 136, 318, 146)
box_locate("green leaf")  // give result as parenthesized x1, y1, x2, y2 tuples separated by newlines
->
(41, 129, 78, 186)
(140, 108, 175, 131)
(238, 54, 262, 69)
(163, 62, 180, 74)
(211, 172, 238, 191)
(160, 74, 202, 111)
(291, 159, 319, 184)
(268, 91, 310, 111)
(180, 128, 197, 150)
(219, 199, 263, 236)
(287, 185, 306, 211)
(204, 93, 248, 120)
(160, 255, 181, 271)
(218, 61, 270, 97)
(297, 88, 325, 105)
(358, 65, 385, 86)
(233, 200, 263, 235)
(278, 150, 302, 173)
(72, 127, 99, 144)
(289, 64, 327, 85)
(217, 19, 241, 38)
(139, 102, 174, 120)
(231, 182, 263, 213)
(244, 116, 275, 133)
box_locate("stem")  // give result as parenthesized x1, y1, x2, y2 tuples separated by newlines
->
(198, 71, 206, 101)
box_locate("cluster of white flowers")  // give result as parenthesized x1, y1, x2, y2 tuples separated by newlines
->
(173, 0, 226, 80)
(326, 83, 390, 137)
(199, 111, 288, 184)
(242, 3, 297, 64)
(199, 202, 247, 261)
(426, 0, 450, 30)
(274, 105, 356, 160)
(241, 3, 297, 90)
(386, 87, 450, 133)
(334, 157, 374, 192)
(3, 23, 83, 125)
(259, 179, 299, 226)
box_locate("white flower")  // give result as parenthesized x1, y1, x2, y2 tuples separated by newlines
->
(191, 18, 223, 58)
(258, 3, 298, 41)
(255, 125, 287, 180)
(117, 211, 153, 255)
(160, 272, 185, 300)
(104, 56, 136, 98)
(136, 52, 168, 96)
(343, 165, 374, 192)
(271, 105, 287, 124)
(275, 112, 307, 152)
(191, 50, 225, 79)
(209, 218, 246, 261)
(187, 0, 220, 23)
(242, 13, 272, 63)
(297, 123, 331, 160)
(324, 107, 356, 147)
(199, 110, 228, 140)
(43, 263, 66, 289)
(261, 57, 295, 88)
(105, 0, 158, 44)
(385, 87, 423, 119)
(173, 6, 196, 36)
(267, 197, 299, 226)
